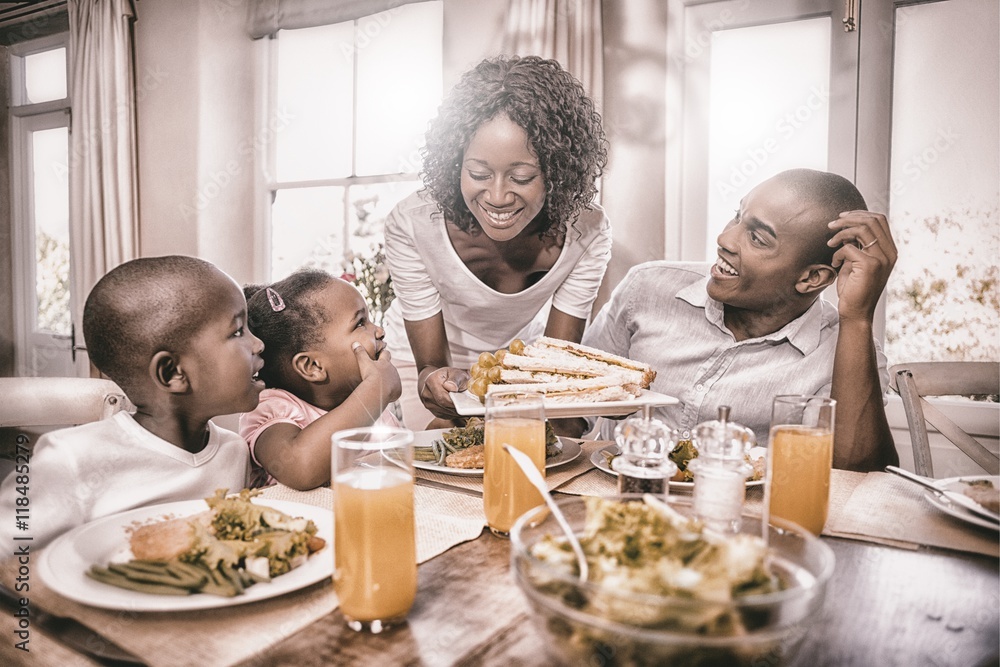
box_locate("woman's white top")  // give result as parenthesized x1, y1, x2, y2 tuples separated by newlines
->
(383, 190, 612, 368)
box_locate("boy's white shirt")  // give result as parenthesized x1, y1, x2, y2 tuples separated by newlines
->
(0, 411, 251, 549)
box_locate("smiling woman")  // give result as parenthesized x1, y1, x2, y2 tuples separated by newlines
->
(382, 55, 612, 431)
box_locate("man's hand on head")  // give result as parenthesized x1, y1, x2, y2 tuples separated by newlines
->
(827, 210, 897, 323)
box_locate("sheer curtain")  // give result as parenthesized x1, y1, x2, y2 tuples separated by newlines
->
(246, 0, 433, 38)
(67, 0, 139, 375)
(501, 0, 604, 110)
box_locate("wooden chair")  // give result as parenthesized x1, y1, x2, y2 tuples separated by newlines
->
(888, 362, 1000, 477)
(0, 377, 130, 428)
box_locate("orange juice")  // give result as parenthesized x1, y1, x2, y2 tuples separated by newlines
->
(768, 426, 834, 535)
(483, 417, 545, 535)
(333, 467, 416, 623)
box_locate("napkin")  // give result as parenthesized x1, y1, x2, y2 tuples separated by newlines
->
(824, 472, 999, 557)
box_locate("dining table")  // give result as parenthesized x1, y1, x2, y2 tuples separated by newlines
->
(1, 438, 997, 667)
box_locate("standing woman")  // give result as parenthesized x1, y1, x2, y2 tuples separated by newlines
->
(383, 55, 611, 429)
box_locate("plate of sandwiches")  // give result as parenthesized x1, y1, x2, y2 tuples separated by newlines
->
(452, 336, 679, 418)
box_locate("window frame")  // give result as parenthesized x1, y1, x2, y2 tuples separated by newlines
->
(663, 0, 998, 474)
(255, 6, 441, 282)
(8, 31, 73, 377)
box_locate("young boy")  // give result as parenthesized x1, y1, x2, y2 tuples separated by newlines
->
(0, 256, 265, 549)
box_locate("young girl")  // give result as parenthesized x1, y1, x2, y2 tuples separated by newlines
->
(240, 269, 402, 490)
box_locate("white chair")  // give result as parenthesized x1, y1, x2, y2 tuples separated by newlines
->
(0, 377, 130, 428)
(888, 362, 1000, 477)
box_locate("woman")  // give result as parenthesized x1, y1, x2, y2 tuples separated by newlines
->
(383, 55, 611, 429)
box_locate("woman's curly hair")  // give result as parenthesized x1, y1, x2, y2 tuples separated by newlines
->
(421, 55, 608, 237)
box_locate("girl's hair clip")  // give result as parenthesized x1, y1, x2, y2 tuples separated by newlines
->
(266, 287, 286, 312)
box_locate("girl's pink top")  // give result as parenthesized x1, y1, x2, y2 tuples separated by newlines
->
(239, 387, 401, 487)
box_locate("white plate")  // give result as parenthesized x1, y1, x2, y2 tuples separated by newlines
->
(923, 475, 1000, 532)
(590, 444, 766, 490)
(38, 498, 332, 612)
(450, 389, 679, 418)
(412, 430, 582, 476)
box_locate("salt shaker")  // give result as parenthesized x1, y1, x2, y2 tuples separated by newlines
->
(688, 406, 755, 532)
(612, 406, 679, 497)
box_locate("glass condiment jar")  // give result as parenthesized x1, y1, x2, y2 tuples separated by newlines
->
(612, 410, 679, 498)
(688, 406, 755, 533)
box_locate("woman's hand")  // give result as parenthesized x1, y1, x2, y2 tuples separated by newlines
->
(418, 365, 471, 420)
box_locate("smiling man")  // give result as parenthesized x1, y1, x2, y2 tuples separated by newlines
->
(582, 168, 899, 472)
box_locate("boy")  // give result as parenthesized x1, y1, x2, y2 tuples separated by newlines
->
(0, 256, 264, 548)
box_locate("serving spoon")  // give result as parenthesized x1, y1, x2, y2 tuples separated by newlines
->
(503, 445, 589, 582)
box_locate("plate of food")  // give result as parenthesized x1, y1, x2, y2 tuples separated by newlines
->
(923, 475, 1000, 532)
(451, 336, 678, 418)
(412, 419, 582, 477)
(590, 443, 767, 489)
(38, 490, 332, 611)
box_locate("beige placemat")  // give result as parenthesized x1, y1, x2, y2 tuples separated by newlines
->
(4, 484, 488, 667)
(824, 472, 1000, 557)
(414, 440, 608, 494)
(258, 484, 486, 564)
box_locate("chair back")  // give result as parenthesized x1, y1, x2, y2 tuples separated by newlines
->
(888, 362, 999, 477)
(0, 377, 130, 428)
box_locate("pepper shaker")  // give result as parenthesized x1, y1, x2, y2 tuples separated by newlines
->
(612, 406, 679, 498)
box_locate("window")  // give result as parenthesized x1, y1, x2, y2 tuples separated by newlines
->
(265, 1, 443, 281)
(883, 0, 999, 363)
(667, 0, 999, 364)
(9, 32, 74, 377)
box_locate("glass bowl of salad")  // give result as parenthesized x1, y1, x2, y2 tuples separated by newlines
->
(509, 495, 835, 666)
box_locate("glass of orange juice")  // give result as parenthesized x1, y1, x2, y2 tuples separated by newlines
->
(766, 396, 836, 536)
(331, 426, 416, 633)
(483, 391, 546, 537)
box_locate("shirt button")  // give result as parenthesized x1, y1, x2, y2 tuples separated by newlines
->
(695, 383, 705, 391)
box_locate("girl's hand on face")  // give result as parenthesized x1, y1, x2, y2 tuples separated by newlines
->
(352, 342, 402, 403)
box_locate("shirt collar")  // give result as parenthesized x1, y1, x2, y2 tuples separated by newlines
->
(677, 277, 826, 355)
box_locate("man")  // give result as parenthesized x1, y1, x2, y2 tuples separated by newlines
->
(582, 168, 898, 472)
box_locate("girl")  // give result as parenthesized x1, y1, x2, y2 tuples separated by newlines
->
(240, 269, 402, 490)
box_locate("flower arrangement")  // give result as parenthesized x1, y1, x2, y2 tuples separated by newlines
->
(340, 243, 394, 327)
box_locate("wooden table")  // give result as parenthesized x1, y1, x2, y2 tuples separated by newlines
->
(239, 529, 999, 667)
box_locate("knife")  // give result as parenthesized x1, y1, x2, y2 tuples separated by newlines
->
(885, 465, 1000, 523)
(0, 581, 144, 664)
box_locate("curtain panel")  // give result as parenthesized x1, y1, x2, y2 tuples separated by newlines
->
(501, 0, 604, 111)
(246, 0, 436, 39)
(67, 0, 140, 375)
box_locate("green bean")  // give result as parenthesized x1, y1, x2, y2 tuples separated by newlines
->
(87, 566, 191, 596)
(108, 562, 204, 589)
(166, 561, 210, 587)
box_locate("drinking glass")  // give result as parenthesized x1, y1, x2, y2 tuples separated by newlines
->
(483, 391, 546, 537)
(766, 396, 836, 536)
(331, 426, 416, 633)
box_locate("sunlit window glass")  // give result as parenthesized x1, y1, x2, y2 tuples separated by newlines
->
(32, 127, 70, 335)
(24, 47, 66, 104)
(271, 186, 347, 280)
(269, 1, 442, 286)
(276, 22, 355, 182)
(355, 2, 443, 176)
(885, 0, 999, 362)
(706, 18, 830, 256)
